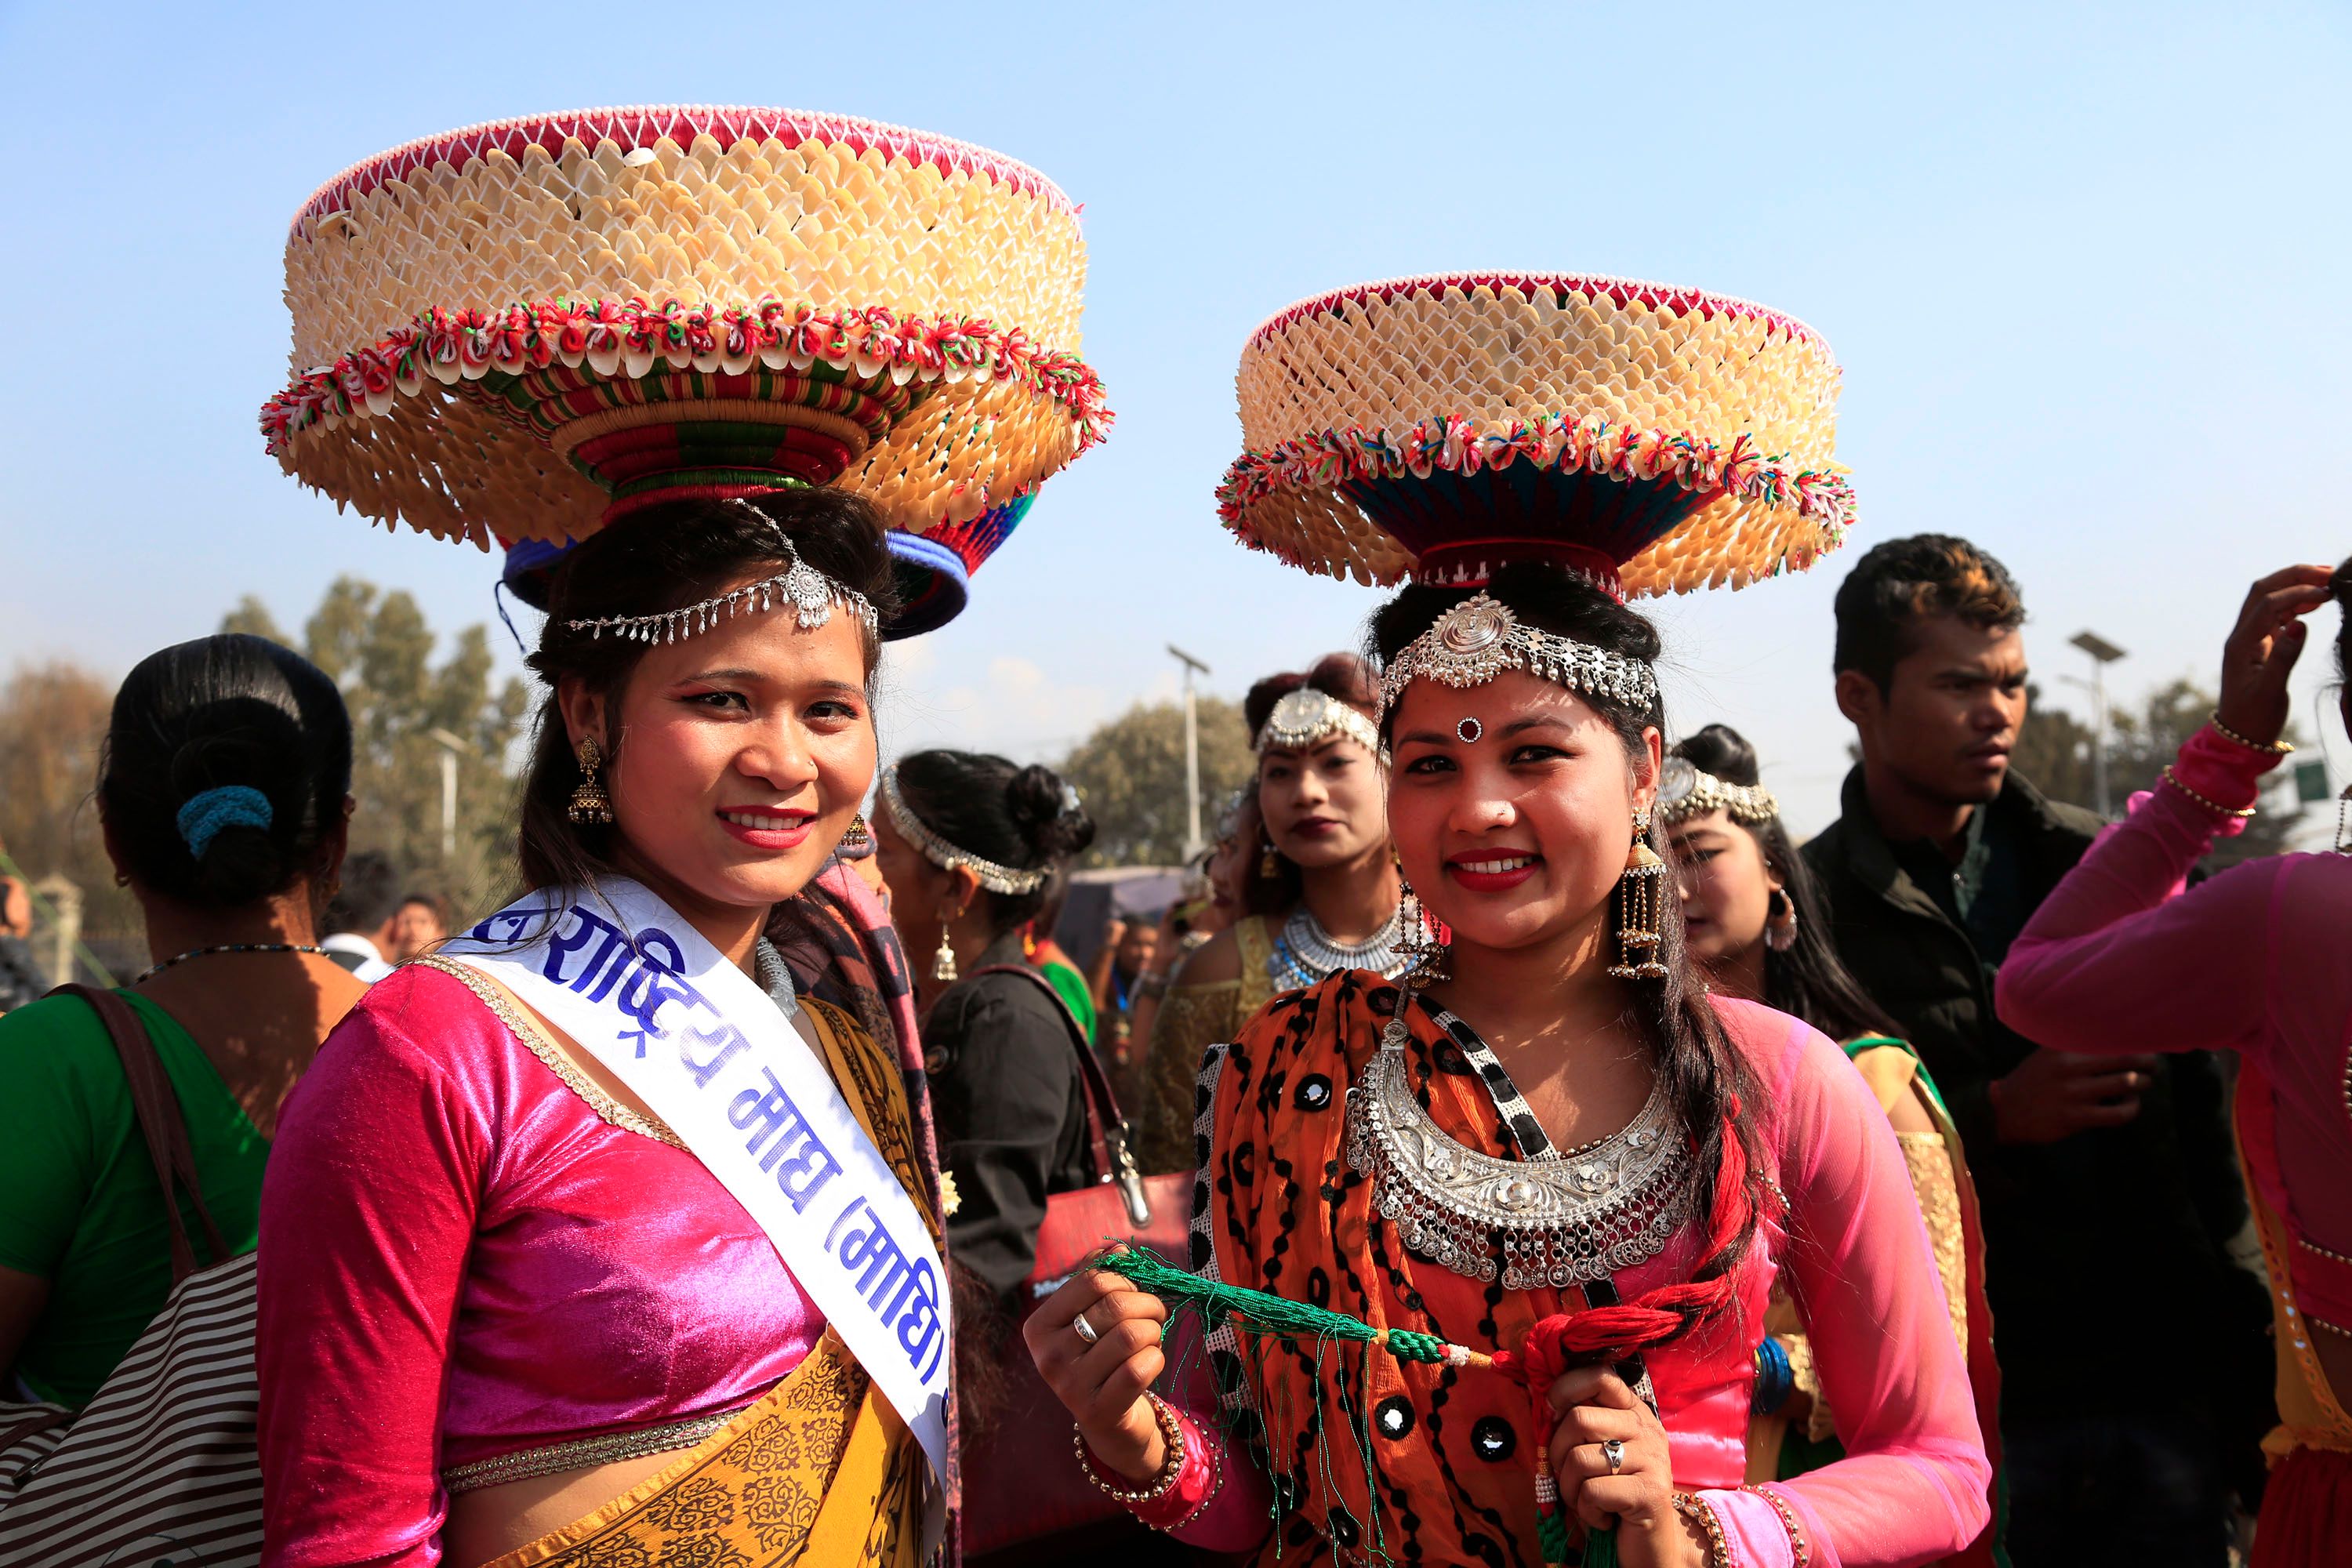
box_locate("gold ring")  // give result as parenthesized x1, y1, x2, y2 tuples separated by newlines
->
(1073, 1311, 1101, 1347)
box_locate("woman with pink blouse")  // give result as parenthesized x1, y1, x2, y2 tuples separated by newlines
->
(1997, 561, 2352, 1568)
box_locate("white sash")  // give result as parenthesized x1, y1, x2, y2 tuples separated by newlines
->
(439, 877, 949, 1511)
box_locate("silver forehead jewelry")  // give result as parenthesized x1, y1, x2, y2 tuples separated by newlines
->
(877, 765, 1050, 896)
(1456, 717, 1483, 743)
(1255, 687, 1383, 758)
(1346, 1032, 1693, 1288)
(1377, 593, 1657, 723)
(1654, 756, 1780, 826)
(564, 502, 879, 645)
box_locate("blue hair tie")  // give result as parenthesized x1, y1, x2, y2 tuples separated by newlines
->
(176, 786, 274, 860)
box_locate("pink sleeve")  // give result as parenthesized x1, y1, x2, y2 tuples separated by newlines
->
(1995, 731, 2280, 1059)
(257, 984, 488, 1567)
(1710, 1012, 1991, 1567)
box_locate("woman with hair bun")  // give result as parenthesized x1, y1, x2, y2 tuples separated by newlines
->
(873, 750, 1102, 1301)
(1133, 653, 1408, 1174)
(1660, 723, 2004, 1563)
(0, 633, 361, 1407)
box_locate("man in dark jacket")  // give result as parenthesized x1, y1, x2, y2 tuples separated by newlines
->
(1804, 535, 2268, 1567)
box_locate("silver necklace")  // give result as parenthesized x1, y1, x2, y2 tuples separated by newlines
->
(1269, 904, 1409, 991)
(1345, 1003, 1693, 1288)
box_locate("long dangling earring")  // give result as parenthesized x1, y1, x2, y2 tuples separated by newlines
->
(2336, 785, 2351, 854)
(1260, 833, 1281, 880)
(1395, 870, 1450, 985)
(1765, 887, 1798, 953)
(931, 906, 960, 984)
(568, 737, 614, 824)
(1607, 809, 1669, 980)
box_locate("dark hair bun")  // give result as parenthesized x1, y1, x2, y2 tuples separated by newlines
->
(101, 634, 354, 909)
(1673, 724, 1761, 787)
(1007, 763, 1095, 862)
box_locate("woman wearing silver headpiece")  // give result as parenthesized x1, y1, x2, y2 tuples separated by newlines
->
(1131, 655, 1408, 1174)
(1028, 565, 1991, 1568)
(871, 751, 1105, 1304)
(258, 493, 952, 1566)
(1660, 724, 2003, 1559)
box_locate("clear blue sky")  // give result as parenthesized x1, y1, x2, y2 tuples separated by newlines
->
(3, 1, 2347, 837)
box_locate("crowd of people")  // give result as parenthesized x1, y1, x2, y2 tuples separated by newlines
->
(3, 527, 2344, 1567)
(0, 104, 2345, 1568)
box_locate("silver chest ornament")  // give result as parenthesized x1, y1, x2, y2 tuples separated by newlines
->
(1345, 1014, 1693, 1289)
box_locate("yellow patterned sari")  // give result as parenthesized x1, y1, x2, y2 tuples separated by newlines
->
(483, 998, 936, 1568)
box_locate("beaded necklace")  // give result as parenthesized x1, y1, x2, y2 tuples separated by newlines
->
(134, 942, 334, 985)
(1268, 904, 1410, 991)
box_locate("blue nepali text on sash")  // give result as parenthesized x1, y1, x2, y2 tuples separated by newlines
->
(826, 1196, 947, 1384)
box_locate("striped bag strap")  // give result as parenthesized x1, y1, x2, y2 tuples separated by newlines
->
(49, 985, 228, 1285)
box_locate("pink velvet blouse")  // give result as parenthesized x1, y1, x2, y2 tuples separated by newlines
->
(1139, 992, 1991, 1568)
(1998, 727, 2352, 1327)
(255, 963, 823, 1567)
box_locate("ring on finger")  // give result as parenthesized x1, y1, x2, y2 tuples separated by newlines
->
(1073, 1311, 1100, 1347)
(1602, 1438, 1625, 1475)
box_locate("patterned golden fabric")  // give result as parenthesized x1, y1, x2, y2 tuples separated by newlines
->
(481, 1328, 925, 1568)
(1135, 916, 1276, 1174)
(483, 999, 942, 1568)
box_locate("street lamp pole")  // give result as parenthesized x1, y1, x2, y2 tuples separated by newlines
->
(427, 728, 468, 862)
(2067, 631, 2127, 818)
(1167, 644, 1211, 860)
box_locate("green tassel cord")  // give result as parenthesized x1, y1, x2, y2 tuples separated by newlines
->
(1098, 1248, 1617, 1568)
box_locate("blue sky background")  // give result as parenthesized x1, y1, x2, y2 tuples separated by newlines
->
(2, 1, 2347, 838)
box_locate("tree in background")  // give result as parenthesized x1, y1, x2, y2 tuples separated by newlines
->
(1058, 696, 1254, 867)
(223, 578, 532, 919)
(2017, 678, 2304, 867)
(0, 662, 138, 964)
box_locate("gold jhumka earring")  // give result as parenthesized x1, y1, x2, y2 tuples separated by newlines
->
(1260, 834, 1281, 880)
(1606, 809, 1669, 980)
(567, 738, 613, 824)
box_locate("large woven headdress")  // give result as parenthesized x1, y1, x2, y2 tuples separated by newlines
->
(1218, 272, 1851, 599)
(263, 106, 1108, 622)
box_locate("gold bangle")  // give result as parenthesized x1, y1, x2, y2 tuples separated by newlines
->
(1672, 1490, 1729, 1567)
(2160, 765, 2256, 820)
(1073, 1393, 1185, 1504)
(2209, 713, 2292, 756)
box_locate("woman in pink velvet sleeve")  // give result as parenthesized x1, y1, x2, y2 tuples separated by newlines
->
(1997, 561, 2352, 1568)
(256, 492, 947, 1568)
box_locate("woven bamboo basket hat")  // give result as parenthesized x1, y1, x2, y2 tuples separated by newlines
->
(1218, 272, 1853, 599)
(264, 106, 1109, 622)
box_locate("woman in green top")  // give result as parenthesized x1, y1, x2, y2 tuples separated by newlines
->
(0, 633, 365, 1407)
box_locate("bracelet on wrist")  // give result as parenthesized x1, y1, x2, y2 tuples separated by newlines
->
(2160, 765, 2256, 820)
(1074, 1392, 1185, 1504)
(2209, 713, 2292, 757)
(1672, 1490, 1729, 1567)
